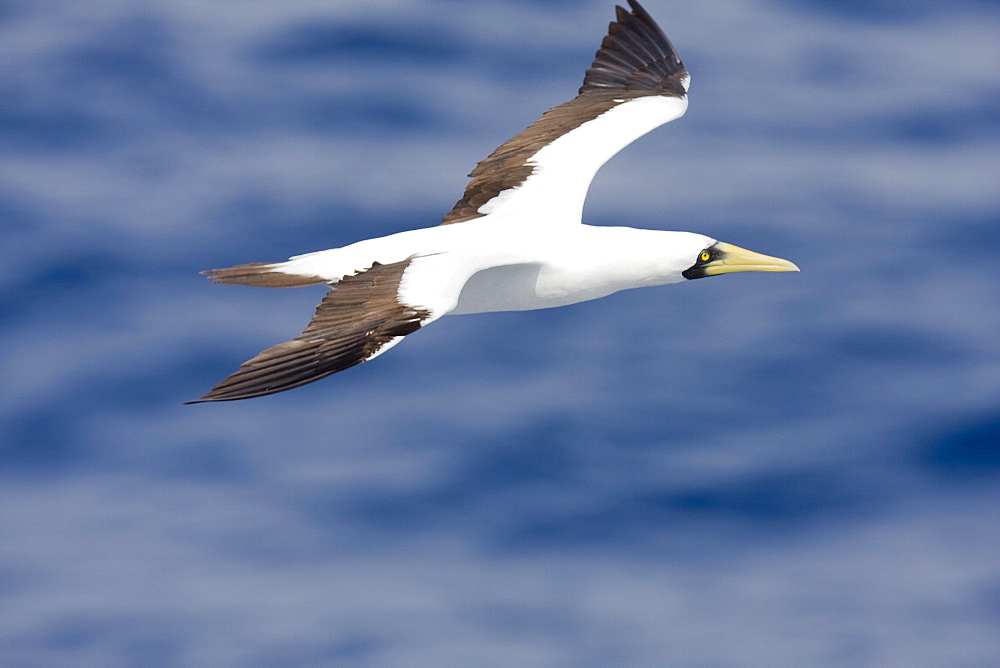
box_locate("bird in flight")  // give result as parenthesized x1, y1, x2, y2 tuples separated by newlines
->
(190, 0, 797, 403)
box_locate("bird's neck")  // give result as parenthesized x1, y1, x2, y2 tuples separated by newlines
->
(575, 226, 712, 288)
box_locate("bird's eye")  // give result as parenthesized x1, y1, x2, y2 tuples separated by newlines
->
(700, 251, 711, 262)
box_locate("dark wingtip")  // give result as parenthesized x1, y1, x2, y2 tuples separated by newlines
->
(582, 0, 687, 95)
(184, 395, 214, 405)
(627, 1, 647, 15)
(183, 380, 298, 403)
(184, 392, 224, 404)
(183, 392, 260, 404)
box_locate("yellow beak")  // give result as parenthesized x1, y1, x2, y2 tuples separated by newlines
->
(702, 242, 799, 276)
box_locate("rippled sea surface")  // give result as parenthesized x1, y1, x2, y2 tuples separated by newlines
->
(2, 0, 999, 664)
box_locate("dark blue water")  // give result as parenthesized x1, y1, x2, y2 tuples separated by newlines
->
(2, 0, 999, 664)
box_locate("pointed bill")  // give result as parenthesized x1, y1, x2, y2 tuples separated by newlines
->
(701, 242, 799, 276)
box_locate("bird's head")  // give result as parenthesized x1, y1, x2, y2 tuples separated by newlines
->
(682, 241, 799, 280)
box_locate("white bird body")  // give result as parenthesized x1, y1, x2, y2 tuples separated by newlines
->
(190, 1, 797, 402)
(279, 224, 714, 316)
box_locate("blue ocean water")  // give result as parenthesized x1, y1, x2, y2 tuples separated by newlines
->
(2, 0, 999, 665)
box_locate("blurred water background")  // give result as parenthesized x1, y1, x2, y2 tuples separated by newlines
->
(2, 0, 999, 664)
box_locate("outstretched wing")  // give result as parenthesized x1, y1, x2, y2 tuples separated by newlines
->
(442, 0, 689, 227)
(188, 259, 433, 402)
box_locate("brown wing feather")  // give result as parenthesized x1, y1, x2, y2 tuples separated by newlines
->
(188, 259, 430, 402)
(441, 0, 687, 226)
(440, 92, 630, 225)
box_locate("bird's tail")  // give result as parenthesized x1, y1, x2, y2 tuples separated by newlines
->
(202, 262, 328, 287)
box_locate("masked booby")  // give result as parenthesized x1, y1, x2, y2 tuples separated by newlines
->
(189, 0, 797, 403)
